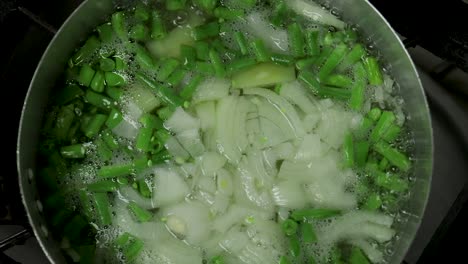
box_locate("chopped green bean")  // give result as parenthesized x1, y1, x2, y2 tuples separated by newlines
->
(115, 56, 127, 70)
(355, 141, 370, 168)
(128, 201, 153, 222)
(98, 163, 133, 178)
(139, 113, 163, 129)
(298, 71, 321, 94)
(96, 138, 113, 161)
(93, 193, 112, 225)
(102, 130, 119, 150)
(301, 222, 318, 243)
(157, 58, 180, 82)
(370, 111, 395, 142)
(314, 46, 333, 66)
(350, 62, 367, 110)
(234, 32, 249, 55)
(88, 180, 119, 192)
(151, 11, 166, 40)
(97, 23, 114, 43)
(280, 256, 291, 264)
(227, 57, 257, 74)
(90, 71, 105, 93)
(368, 107, 382, 121)
(166, 68, 187, 87)
(324, 74, 353, 88)
(318, 43, 348, 80)
(129, 24, 149, 41)
(289, 236, 301, 257)
(350, 246, 370, 264)
(135, 44, 155, 69)
(54, 105, 75, 141)
(288, 22, 306, 58)
(338, 44, 366, 71)
(84, 114, 107, 138)
(157, 106, 175, 120)
(194, 61, 215, 75)
(363, 193, 382, 211)
(105, 86, 124, 101)
(193, 22, 220, 41)
(382, 125, 401, 142)
(319, 86, 352, 100)
(78, 65, 96, 87)
(194, 0, 217, 11)
(271, 53, 294, 66)
(166, 0, 187, 10)
(180, 75, 203, 100)
(60, 144, 86, 159)
(137, 179, 152, 198)
(291, 208, 341, 221)
(99, 57, 116, 72)
(296, 58, 317, 71)
(105, 72, 126, 86)
(306, 31, 320, 56)
(214, 7, 245, 20)
(282, 219, 298, 236)
(180, 45, 197, 68)
(251, 39, 270, 62)
(209, 49, 226, 77)
(72, 36, 101, 65)
(195, 41, 210, 61)
(136, 126, 153, 152)
(374, 141, 411, 171)
(106, 108, 123, 129)
(111, 11, 127, 40)
(379, 158, 390, 170)
(134, 4, 150, 21)
(363, 56, 383, 85)
(54, 84, 84, 105)
(136, 72, 184, 107)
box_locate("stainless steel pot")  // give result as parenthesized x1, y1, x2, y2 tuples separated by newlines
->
(17, 0, 433, 263)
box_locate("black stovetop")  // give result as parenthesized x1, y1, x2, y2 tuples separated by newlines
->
(1, 0, 468, 263)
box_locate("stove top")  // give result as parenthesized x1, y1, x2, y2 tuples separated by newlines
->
(1, 0, 468, 263)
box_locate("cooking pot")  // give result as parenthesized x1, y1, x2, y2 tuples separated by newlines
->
(17, 0, 433, 263)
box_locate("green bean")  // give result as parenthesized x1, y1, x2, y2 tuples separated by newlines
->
(291, 208, 341, 221)
(111, 11, 127, 40)
(154, 129, 172, 144)
(128, 201, 153, 222)
(90, 71, 105, 93)
(382, 125, 401, 142)
(343, 133, 355, 167)
(289, 236, 301, 257)
(309, 256, 317, 264)
(279, 256, 291, 264)
(368, 107, 382, 121)
(55, 105, 75, 141)
(251, 39, 270, 62)
(368, 165, 408, 192)
(123, 237, 144, 262)
(324, 74, 353, 88)
(271, 1, 288, 27)
(296, 57, 317, 71)
(105, 86, 124, 101)
(306, 31, 320, 56)
(281, 219, 298, 236)
(95, 138, 113, 161)
(209, 255, 225, 264)
(99, 57, 116, 72)
(97, 23, 114, 43)
(136, 126, 153, 152)
(234, 32, 249, 55)
(355, 141, 370, 168)
(84, 114, 107, 138)
(193, 0, 217, 11)
(318, 43, 348, 80)
(166, 0, 186, 10)
(344, 30, 358, 43)
(363, 56, 383, 85)
(60, 144, 86, 159)
(337, 43, 366, 71)
(301, 222, 318, 243)
(151, 11, 167, 40)
(379, 158, 390, 170)
(134, 4, 150, 21)
(227, 57, 256, 74)
(271, 53, 294, 66)
(78, 65, 96, 87)
(105, 72, 126, 86)
(79, 190, 94, 220)
(319, 86, 352, 100)
(315, 46, 333, 67)
(194, 61, 215, 75)
(369, 111, 395, 142)
(180, 75, 203, 100)
(195, 41, 211, 61)
(139, 114, 163, 129)
(129, 24, 149, 41)
(98, 163, 133, 178)
(166, 68, 187, 87)
(133, 156, 151, 173)
(72, 36, 101, 65)
(135, 44, 155, 69)
(157, 106, 175, 120)
(350, 247, 370, 264)
(214, 7, 245, 20)
(180, 45, 197, 68)
(102, 130, 119, 150)
(193, 22, 220, 41)
(137, 179, 152, 198)
(209, 49, 226, 77)
(298, 71, 321, 94)
(355, 117, 373, 139)
(93, 193, 112, 225)
(88, 180, 119, 192)
(54, 84, 84, 105)
(374, 141, 411, 171)
(363, 193, 382, 211)
(136, 72, 184, 107)
(157, 58, 180, 82)
(114, 56, 127, 70)
(288, 22, 306, 58)
(350, 62, 367, 110)
(63, 214, 88, 242)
